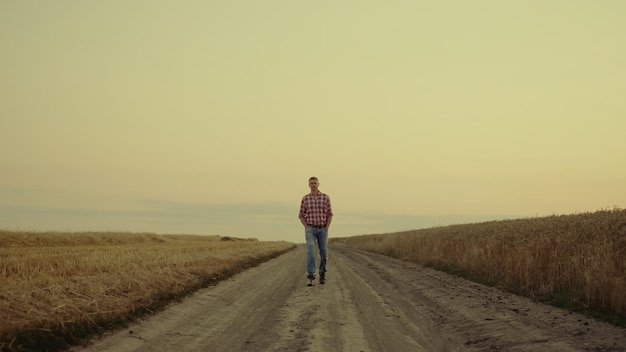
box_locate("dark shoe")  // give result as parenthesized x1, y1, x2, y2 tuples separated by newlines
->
(320, 273, 326, 284)
(307, 274, 315, 286)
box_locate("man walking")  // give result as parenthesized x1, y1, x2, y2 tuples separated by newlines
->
(299, 176, 333, 286)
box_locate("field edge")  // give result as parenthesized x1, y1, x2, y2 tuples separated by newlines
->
(1, 243, 296, 352)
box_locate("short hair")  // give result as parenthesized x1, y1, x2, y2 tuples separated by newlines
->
(309, 176, 318, 182)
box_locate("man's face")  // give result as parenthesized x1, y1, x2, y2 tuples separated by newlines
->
(309, 179, 319, 192)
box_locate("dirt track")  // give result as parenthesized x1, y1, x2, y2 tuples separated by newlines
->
(74, 245, 626, 352)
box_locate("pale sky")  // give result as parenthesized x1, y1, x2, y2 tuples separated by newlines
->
(1, 1, 625, 242)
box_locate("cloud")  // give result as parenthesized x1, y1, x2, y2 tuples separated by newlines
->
(0, 187, 45, 196)
(136, 199, 296, 224)
(335, 211, 512, 236)
(0, 196, 514, 241)
(0, 199, 301, 240)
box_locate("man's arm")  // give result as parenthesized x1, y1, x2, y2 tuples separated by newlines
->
(325, 215, 332, 231)
(299, 198, 307, 228)
(325, 195, 333, 231)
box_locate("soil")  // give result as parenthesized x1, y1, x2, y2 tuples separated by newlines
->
(73, 245, 626, 352)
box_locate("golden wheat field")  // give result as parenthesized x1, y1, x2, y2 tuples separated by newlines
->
(332, 208, 626, 323)
(0, 231, 295, 351)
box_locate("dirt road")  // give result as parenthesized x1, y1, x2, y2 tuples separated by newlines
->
(75, 245, 626, 352)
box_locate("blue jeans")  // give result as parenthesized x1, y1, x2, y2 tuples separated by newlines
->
(305, 226, 328, 279)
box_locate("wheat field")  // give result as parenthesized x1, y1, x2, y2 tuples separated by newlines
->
(331, 208, 626, 323)
(0, 231, 295, 351)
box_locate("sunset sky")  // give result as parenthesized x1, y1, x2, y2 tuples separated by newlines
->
(2, 1, 625, 242)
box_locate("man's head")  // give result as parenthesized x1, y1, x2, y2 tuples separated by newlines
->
(308, 177, 319, 192)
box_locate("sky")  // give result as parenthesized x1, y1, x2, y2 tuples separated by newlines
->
(1, 1, 625, 242)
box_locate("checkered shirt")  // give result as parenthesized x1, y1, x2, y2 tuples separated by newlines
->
(299, 192, 333, 226)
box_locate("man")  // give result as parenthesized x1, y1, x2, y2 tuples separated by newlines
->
(299, 176, 333, 286)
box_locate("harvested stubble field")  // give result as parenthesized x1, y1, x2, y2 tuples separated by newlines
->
(0, 231, 295, 352)
(332, 208, 626, 326)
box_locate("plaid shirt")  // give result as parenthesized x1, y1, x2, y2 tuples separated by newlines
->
(299, 192, 333, 226)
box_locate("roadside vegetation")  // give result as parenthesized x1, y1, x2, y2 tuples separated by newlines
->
(332, 208, 626, 327)
(0, 231, 295, 352)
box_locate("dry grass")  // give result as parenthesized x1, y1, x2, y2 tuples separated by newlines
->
(0, 231, 295, 351)
(332, 208, 626, 322)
